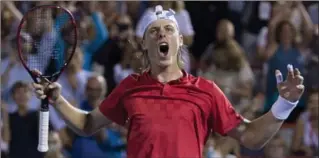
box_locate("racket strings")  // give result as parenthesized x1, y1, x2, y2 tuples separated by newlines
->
(19, 6, 76, 77)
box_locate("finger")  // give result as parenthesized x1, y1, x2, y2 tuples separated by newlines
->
(295, 75, 304, 85)
(48, 84, 57, 89)
(31, 69, 42, 76)
(294, 68, 301, 76)
(286, 64, 294, 81)
(279, 85, 288, 91)
(32, 83, 43, 89)
(35, 89, 44, 95)
(296, 84, 305, 90)
(275, 70, 283, 84)
(39, 95, 47, 100)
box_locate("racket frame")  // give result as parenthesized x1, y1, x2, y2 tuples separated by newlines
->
(16, 4, 78, 152)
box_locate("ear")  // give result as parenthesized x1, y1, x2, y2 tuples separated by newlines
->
(179, 34, 183, 47)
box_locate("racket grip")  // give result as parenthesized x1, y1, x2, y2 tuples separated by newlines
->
(37, 110, 50, 152)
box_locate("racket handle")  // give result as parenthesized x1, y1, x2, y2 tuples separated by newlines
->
(37, 109, 50, 152)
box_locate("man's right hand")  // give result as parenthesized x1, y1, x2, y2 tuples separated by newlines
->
(31, 70, 62, 104)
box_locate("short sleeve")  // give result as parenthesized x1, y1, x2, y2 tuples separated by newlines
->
(209, 81, 243, 135)
(99, 75, 136, 126)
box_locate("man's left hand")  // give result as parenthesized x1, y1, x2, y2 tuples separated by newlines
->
(276, 64, 304, 102)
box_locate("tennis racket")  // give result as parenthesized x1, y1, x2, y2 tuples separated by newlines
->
(16, 5, 77, 152)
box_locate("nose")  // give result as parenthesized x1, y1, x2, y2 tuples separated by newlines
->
(158, 27, 166, 39)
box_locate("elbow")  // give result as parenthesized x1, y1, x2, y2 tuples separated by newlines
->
(239, 128, 268, 150)
(81, 113, 96, 137)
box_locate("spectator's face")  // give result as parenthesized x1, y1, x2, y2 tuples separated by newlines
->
(280, 23, 294, 44)
(13, 86, 31, 108)
(216, 20, 234, 42)
(143, 19, 183, 68)
(308, 93, 318, 118)
(116, 15, 133, 47)
(85, 77, 104, 104)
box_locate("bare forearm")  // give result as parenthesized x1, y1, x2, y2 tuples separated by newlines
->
(53, 96, 90, 136)
(241, 112, 284, 149)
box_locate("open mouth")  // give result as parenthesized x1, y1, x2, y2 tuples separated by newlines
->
(159, 42, 169, 55)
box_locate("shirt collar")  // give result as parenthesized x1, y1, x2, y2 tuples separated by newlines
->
(141, 69, 189, 85)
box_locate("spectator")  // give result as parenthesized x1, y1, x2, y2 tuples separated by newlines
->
(199, 19, 254, 110)
(304, 24, 319, 92)
(241, 1, 272, 56)
(292, 91, 318, 156)
(307, 2, 318, 25)
(48, 47, 93, 148)
(7, 81, 44, 158)
(58, 47, 92, 106)
(113, 40, 136, 84)
(1, 33, 41, 113)
(227, 1, 246, 43)
(55, 1, 109, 71)
(204, 134, 239, 158)
(1, 101, 10, 158)
(70, 74, 126, 158)
(92, 14, 134, 94)
(262, 2, 313, 122)
(45, 132, 64, 158)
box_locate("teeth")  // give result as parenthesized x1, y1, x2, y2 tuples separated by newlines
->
(159, 43, 168, 46)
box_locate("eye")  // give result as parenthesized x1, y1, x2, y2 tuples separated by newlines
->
(149, 28, 158, 34)
(166, 27, 174, 32)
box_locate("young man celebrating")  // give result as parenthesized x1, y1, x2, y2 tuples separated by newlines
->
(32, 5, 305, 158)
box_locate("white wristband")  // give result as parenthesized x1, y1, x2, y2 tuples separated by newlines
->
(271, 96, 299, 120)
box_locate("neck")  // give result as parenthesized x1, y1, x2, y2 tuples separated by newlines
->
(47, 151, 62, 158)
(18, 106, 28, 116)
(150, 64, 183, 83)
(281, 42, 292, 50)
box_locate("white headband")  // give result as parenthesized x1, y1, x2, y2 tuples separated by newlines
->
(140, 5, 179, 37)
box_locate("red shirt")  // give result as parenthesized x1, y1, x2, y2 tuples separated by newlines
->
(99, 71, 243, 158)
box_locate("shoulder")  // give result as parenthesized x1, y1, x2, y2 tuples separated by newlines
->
(117, 73, 143, 88)
(188, 74, 220, 93)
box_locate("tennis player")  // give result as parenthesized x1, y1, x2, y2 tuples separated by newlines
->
(32, 5, 305, 158)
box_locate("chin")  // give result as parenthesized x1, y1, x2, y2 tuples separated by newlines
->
(157, 60, 174, 68)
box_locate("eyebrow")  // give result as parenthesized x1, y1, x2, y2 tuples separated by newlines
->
(149, 24, 175, 30)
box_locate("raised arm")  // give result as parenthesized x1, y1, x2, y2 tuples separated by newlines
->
(31, 70, 134, 136)
(31, 71, 111, 136)
(227, 65, 304, 149)
(3, 1, 22, 21)
(263, 4, 292, 60)
(84, 2, 109, 53)
(296, 2, 314, 48)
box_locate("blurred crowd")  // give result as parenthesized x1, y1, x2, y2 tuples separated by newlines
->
(1, 1, 318, 158)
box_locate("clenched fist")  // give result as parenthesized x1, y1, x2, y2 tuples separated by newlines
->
(31, 70, 62, 104)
